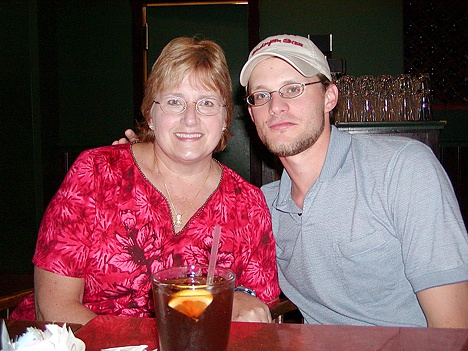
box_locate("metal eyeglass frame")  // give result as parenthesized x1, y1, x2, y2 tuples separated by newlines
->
(153, 97, 226, 116)
(246, 81, 323, 106)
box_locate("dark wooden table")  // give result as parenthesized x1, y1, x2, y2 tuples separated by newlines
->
(75, 315, 468, 351)
(3, 316, 468, 351)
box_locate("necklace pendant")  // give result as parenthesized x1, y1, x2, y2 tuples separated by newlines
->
(174, 214, 183, 227)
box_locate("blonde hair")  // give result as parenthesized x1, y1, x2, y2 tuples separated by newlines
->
(139, 37, 233, 152)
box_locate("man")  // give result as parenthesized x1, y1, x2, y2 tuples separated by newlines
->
(117, 34, 468, 327)
(239, 34, 468, 327)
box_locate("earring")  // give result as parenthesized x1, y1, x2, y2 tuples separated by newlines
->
(149, 124, 154, 130)
(222, 127, 226, 132)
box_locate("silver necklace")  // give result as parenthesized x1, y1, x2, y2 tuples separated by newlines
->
(155, 158, 213, 228)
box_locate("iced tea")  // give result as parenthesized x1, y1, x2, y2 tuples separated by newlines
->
(152, 266, 235, 351)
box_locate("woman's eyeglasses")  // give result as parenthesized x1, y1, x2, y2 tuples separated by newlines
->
(153, 97, 226, 116)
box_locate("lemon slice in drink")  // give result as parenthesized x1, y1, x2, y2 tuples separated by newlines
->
(168, 289, 213, 320)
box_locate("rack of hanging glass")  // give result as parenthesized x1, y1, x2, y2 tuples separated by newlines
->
(333, 74, 433, 123)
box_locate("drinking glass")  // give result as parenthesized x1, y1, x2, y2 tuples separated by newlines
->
(152, 265, 235, 351)
(359, 76, 377, 121)
(395, 74, 415, 121)
(375, 75, 393, 121)
(414, 74, 433, 121)
(335, 75, 357, 122)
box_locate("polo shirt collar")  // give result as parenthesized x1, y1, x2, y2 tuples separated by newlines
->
(273, 126, 351, 213)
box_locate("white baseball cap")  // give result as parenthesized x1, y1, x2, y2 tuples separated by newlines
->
(240, 34, 332, 87)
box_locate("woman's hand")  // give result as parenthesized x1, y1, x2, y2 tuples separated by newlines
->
(231, 291, 272, 323)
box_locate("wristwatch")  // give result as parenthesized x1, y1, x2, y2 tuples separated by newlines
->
(234, 286, 257, 297)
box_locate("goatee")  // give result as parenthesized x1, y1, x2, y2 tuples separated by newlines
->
(260, 119, 325, 157)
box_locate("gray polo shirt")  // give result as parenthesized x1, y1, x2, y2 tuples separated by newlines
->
(262, 126, 468, 326)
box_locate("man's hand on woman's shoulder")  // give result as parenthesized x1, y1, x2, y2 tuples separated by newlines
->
(112, 129, 139, 145)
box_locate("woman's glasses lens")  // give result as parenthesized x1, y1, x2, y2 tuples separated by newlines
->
(155, 97, 224, 115)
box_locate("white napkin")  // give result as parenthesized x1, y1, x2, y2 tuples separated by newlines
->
(1, 321, 85, 351)
(1, 321, 14, 351)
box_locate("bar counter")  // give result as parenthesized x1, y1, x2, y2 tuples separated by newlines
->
(4, 316, 468, 351)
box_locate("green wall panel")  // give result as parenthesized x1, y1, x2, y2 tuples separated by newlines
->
(259, 0, 403, 76)
(56, 1, 134, 148)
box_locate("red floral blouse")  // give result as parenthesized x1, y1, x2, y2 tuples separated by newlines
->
(12, 143, 280, 319)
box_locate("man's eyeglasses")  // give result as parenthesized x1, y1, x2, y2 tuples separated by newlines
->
(153, 97, 226, 116)
(246, 81, 323, 107)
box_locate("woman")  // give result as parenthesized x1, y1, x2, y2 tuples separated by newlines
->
(12, 37, 280, 324)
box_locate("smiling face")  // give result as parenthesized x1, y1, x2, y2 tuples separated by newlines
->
(140, 37, 233, 151)
(151, 73, 226, 164)
(247, 57, 335, 157)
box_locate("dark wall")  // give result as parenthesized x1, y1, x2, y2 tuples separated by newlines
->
(1, 0, 43, 274)
(1, 0, 133, 273)
(55, 1, 133, 148)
